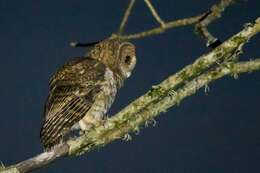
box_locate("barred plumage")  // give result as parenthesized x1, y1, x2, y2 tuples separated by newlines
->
(40, 38, 136, 149)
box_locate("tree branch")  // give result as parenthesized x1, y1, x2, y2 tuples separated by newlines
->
(116, 0, 235, 42)
(1, 17, 259, 173)
(67, 18, 260, 156)
(195, 0, 235, 48)
(117, 13, 205, 40)
(144, 0, 166, 27)
(117, 0, 136, 35)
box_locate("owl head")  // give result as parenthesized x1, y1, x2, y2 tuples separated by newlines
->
(87, 38, 136, 79)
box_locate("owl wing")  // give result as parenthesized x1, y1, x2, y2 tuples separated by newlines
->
(40, 58, 107, 149)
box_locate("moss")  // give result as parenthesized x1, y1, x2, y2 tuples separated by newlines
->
(192, 59, 206, 75)
(231, 73, 239, 79)
(231, 35, 247, 45)
(215, 50, 223, 58)
(0, 162, 4, 171)
(0, 167, 19, 173)
(148, 86, 165, 98)
(133, 126, 140, 135)
(209, 70, 219, 79)
(179, 70, 189, 80)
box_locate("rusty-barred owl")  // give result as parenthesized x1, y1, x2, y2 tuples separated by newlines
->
(40, 38, 136, 149)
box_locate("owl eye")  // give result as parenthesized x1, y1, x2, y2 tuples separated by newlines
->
(124, 55, 132, 65)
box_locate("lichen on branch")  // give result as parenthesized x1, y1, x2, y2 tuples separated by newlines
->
(67, 18, 260, 155)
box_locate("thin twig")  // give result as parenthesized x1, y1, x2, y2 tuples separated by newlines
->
(118, 0, 136, 35)
(195, 0, 236, 48)
(144, 0, 166, 27)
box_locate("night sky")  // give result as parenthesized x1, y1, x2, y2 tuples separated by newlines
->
(0, 0, 260, 173)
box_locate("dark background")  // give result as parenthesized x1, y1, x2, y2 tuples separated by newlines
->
(0, 0, 259, 173)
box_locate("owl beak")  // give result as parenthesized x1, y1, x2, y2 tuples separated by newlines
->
(126, 72, 131, 78)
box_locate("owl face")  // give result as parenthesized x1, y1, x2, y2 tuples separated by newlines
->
(88, 38, 136, 79)
(117, 42, 136, 78)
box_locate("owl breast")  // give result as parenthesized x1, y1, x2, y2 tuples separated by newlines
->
(79, 67, 117, 130)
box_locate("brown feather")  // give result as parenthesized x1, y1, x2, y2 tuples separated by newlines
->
(40, 38, 136, 149)
(40, 58, 106, 149)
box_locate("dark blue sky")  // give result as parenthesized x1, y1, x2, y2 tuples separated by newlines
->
(0, 0, 260, 173)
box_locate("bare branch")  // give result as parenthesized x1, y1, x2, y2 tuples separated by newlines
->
(144, 0, 166, 27)
(195, 0, 236, 48)
(117, 0, 235, 43)
(117, 14, 205, 40)
(118, 0, 136, 35)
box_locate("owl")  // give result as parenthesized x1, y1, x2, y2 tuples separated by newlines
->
(40, 38, 136, 149)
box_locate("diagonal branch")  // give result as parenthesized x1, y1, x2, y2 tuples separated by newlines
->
(195, 0, 236, 48)
(117, 0, 136, 35)
(117, 14, 206, 40)
(1, 18, 259, 173)
(144, 0, 166, 27)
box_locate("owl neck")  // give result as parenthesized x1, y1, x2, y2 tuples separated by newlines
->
(112, 69, 125, 89)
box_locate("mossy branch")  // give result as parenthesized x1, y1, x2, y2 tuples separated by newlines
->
(68, 58, 260, 155)
(67, 18, 260, 155)
(1, 17, 260, 173)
